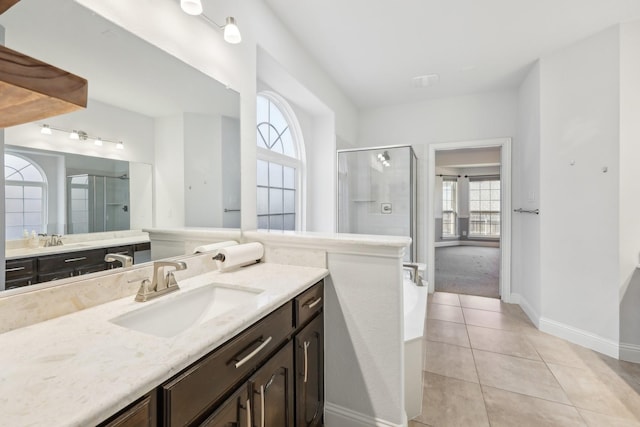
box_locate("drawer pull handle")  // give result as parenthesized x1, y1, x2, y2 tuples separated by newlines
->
(6, 266, 25, 272)
(260, 385, 265, 427)
(246, 398, 251, 427)
(234, 336, 272, 368)
(305, 297, 322, 309)
(64, 257, 87, 263)
(303, 341, 310, 383)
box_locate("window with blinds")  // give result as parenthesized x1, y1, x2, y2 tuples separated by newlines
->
(468, 177, 500, 238)
(442, 178, 457, 237)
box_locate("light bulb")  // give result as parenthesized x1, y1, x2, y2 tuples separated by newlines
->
(181, 0, 202, 15)
(223, 17, 242, 44)
(94, 138, 103, 146)
(116, 141, 124, 150)
(41, 124, 52, 135)
(69, 130, 79, 140)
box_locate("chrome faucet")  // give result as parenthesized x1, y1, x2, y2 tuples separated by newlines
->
(105, 253, 133, 268)
(44, 234, 63, 247)
(135, 260, 187, 302)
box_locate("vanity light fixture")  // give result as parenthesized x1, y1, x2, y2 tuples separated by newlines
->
(38, 123, 124, 150)
(180, 0, 203, 15)
(179, 1, 242, 44)
(200, 15, 243, 44)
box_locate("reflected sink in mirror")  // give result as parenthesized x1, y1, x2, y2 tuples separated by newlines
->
(110, 284, 263, 338)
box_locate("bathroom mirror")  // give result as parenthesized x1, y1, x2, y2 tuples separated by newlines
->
(0, 0, 241, 242)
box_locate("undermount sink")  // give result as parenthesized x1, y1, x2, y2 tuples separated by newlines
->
(110, 284, 263, 338)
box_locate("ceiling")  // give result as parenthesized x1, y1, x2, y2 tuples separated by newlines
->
(264, 0, 640, 109)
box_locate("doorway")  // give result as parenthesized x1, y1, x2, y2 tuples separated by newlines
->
(427, 138, 512, 301)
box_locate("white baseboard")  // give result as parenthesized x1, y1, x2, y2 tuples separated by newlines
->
(539, 317, 619, 359)
(619, 342, 640, 363)
(434, 240, 499, 248)
(324, 402, 404, 427)
(509, 293, 540, 328)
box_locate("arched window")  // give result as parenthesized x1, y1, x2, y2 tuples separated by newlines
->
(4, 153, 47, 239)
(256, 92, 305, 230)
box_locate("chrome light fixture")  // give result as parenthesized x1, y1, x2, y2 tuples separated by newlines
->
(222, 17, 242, 44)
(179, 1, 242, 44)
(38, 123, 124, 150)
(181, 0, 202, 15)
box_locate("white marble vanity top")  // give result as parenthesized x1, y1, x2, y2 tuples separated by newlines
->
(5, 232, 149, 260)
(0, 262, 327, 426)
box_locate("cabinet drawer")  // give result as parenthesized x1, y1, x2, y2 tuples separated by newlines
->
(99, 393, 156, 427)
(5, 258, 36, 281)
(37, 269, 74, 283)
(106, 245, 134, 257)
(294, 281, 323, 328)
(5, 277, 34, 290)
(161, 302, 294, 426)
(38, 248, 106, 273)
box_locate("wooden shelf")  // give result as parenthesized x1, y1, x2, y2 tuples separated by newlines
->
(0, 45, 88, 128)
(0, 0, 20, 15)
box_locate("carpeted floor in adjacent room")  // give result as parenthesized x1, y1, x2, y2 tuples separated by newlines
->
(434, 246, 500, 298)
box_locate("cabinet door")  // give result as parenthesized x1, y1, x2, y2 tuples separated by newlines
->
(295, 314, 324, 427)
(249, 341, 294, 427)
(201, 385, 250, 427)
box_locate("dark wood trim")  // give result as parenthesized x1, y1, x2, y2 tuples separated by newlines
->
(0, 0, 19, 15)
(0, 44, 87, 128)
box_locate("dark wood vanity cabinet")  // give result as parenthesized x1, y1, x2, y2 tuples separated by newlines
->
(99, 393, 157, 427)
(5, 258, 36, 289)
(5, 243, 144, 287)
(295, 315, 324, 427)
(97, 280, 324, 427)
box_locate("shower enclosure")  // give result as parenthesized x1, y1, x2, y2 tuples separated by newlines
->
(337, 145, 417, 261)
(67, 174, 130, 234)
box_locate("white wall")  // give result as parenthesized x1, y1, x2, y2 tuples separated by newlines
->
(618, 20, 640, 358)
(221, 117, 241, 228)
(539, 26, 620, 353)
(513, 62, 541, 322)
(357, 91, 518, 263)
(154, 115, 185, 227)
(129, 162, 153, 230)
(184, 113, 222, 227)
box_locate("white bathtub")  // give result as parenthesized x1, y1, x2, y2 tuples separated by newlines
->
(403, 276, 429, 420)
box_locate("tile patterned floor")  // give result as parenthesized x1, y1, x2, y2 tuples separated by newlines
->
(409, 292, 640, 427)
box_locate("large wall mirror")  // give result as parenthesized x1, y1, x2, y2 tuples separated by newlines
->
(0, 0, 241, 245)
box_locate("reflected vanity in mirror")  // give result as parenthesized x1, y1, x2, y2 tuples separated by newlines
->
(0, 0, 241, 291)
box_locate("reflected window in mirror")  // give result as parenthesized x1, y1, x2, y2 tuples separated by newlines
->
(4, 153, 47, 239)
(256, 92, 305, 231)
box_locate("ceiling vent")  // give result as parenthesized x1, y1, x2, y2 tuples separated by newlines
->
(412, 74, 439, 88)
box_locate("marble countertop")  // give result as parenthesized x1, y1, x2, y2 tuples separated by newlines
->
(0, 262, 327, 426)
(5, 235, 150, 260)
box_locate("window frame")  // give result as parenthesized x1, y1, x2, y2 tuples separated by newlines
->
(4, 153, 48, 238)
(441, 177, 458, 238)
(468, 176, 501, 238)
(256, 91, 306, 231)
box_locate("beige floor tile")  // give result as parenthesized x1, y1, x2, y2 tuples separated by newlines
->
(578, 409, 640, 427)
(463, 307, 531, 331)
(431, 292, 461, 306)
(425, 341, 479, 383)
(482, 385, 585, 427)
(547, 363, 637, 420)
(467, 325, 541, 360)
(426, 319, 470, 348)
(427, 303, 465, 323)
(524, 332, 592, 369)
(459, 294, 503, 312)
(413, 372, 489, 427)
(408, 420, 433, 427)
(502, 302, 533, 322)
(473, 349, 570, 404)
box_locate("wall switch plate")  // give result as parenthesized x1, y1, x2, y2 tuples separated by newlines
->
(381, 203, 392, 214)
